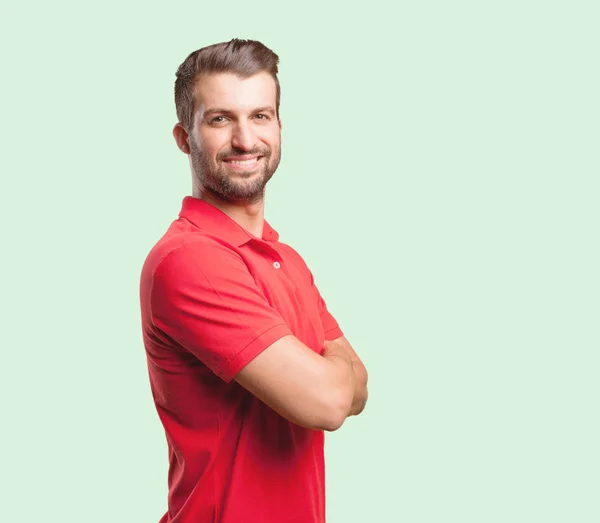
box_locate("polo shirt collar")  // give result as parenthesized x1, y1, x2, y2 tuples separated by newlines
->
(179, 196, 280, 246)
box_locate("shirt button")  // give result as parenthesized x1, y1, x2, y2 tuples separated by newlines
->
(273, 261, 281, 269)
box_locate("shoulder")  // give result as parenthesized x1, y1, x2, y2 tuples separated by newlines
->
(141, 228, 243, 285)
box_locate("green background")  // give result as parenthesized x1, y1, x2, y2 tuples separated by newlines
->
(2, 1, 598, 521)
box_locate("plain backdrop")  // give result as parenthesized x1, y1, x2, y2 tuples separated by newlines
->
(1, 1, 598, 522)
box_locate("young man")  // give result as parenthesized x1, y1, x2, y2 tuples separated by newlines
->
(139, 39, 368, 523)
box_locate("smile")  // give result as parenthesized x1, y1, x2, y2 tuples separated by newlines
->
(224, 158, 259, 165)
(222, 155, 264, 171)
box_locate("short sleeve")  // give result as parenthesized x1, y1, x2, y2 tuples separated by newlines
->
(281, 242, 344, 342)
(150, 240, 292, 382)
(314, 283, 344, 341)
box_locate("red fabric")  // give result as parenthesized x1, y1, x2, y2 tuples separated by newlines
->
(139, 196, 343, 523)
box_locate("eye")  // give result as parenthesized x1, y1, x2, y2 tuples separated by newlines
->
(254, 114, 269, 120)
(210, 115, 227, 124)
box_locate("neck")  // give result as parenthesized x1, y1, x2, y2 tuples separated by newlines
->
(193, 187, 266, 238)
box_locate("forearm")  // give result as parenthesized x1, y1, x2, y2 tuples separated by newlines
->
(236, 335, 356, 432)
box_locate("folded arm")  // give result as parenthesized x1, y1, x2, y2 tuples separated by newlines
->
(152, 240, 363, 431)
(235, 334, 356, 431)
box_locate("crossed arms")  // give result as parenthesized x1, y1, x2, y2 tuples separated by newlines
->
(235, 334, 368, 432)
(151, 240, 368, 433)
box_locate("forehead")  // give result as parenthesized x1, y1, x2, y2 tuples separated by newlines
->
(193, 72, 277, 114)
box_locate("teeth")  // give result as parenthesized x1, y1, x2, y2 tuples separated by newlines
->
(227, 158, 258, 165)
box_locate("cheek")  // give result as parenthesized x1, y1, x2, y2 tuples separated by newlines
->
(198, 131, 229, 158)
(263, 128, 281, 149)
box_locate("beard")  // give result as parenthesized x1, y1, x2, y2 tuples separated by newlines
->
(189, 140, 281, 204)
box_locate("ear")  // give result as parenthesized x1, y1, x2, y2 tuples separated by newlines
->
(173, 123, 191, 154)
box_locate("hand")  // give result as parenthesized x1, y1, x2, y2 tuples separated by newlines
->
(323, 337, 368, 417)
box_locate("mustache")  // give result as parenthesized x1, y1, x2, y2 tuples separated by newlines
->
(217, 147, 271, 159)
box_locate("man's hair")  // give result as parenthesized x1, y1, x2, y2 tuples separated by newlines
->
(174, 38, 280, 131)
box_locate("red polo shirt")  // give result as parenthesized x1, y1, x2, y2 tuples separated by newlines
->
(139, 196, 343, 523)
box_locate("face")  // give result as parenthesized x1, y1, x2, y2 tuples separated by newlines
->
(186, 72, 281, 204)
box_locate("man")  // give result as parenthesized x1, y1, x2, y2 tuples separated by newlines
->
(139, 39, 368, 523)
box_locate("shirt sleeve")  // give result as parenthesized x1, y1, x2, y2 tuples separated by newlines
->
(150, 239, 293, 382)
(313, 282, 344, 342)
(282, 242, 345, 342)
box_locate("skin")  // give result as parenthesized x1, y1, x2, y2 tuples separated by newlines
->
(172, 71, 368, 429)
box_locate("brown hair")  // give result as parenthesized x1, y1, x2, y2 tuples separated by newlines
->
(174, 39, 281, 131)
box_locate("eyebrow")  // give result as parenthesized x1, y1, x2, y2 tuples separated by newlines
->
(203, 106, 276, 116)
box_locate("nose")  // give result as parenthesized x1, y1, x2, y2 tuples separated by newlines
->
(231, 120, 256, 152)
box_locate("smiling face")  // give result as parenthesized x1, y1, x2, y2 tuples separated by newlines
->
(185, 72, 282, 204)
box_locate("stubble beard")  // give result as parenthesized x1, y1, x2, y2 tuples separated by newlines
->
(189, 140, 281, 204)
